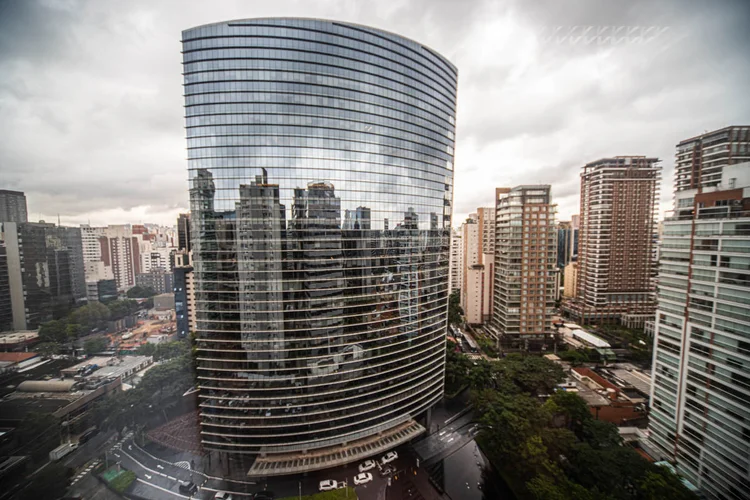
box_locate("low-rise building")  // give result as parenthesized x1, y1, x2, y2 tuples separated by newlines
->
(153, 293, 175, 311)
(0, 331, 39, 351)
(0, 352, 40, 375)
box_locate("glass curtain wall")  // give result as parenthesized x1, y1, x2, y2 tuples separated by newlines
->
(182, 18, 457, 454)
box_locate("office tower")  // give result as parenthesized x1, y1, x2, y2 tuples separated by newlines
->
(449, 229, 463, 293)
(648, 161, 750, 500)
(99, 225, 140, 291)
(460, 208, 494, 325)
(177, 213, 191, 252)
(565, 157, 660, 327)
(557, 221, 575, 269)
(53, 226, 86, 302)
(173, 250, 195, 338)
(0, 245, 11, 331)
(570, 214, 580, 258)
(182, 18, 456, 473)
(674, 126, 750, 196)
(1, 222, 75, 330)
(492, 186, 557, 349)
(0, 190, 28, 223)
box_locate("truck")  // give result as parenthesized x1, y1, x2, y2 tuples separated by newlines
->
(49, 442, 78, 461)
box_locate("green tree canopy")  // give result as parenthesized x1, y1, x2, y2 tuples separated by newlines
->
(126, 285, 157, 298)
(84, 337, 109, 355)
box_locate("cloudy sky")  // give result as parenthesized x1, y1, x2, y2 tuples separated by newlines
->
(1, 0, 748, 227)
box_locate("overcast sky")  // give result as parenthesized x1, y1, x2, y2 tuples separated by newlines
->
(1, 0, 748, 227)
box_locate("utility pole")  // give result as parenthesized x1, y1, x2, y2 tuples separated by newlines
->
(298, 481, 302, 500)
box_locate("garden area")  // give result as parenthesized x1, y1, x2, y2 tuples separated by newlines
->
(444, 341, 697, 499)
(101, 467, 136, 494)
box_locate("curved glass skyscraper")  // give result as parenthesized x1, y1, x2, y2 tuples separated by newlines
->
(182, 18, 457, 474)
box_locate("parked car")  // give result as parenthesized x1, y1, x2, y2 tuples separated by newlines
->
(319, 480, 338, 491)
(359, 460, 377, 473)
(354, 472, 373, 485)
(214, 492, 233, 500)
(178, 480, 198, 495)
(379, 464, 395, 477)
(381, 451, 398, 464)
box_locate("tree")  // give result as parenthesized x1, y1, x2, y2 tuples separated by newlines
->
(639, 470, 697, 500)
(127, 286, 156, 299)
(38, 320, 67, 344)
(18, 462, 72, 500)
(448, 290, 463, 326)
(69, 301, 110, 329)
(545, 390, 592, 436)
(581, 418, 623, 449)
(558, 349, 589, 366)
(35, 342, 60, 357)
(65, 323, 83, 340)
(84, 337, 108, 355)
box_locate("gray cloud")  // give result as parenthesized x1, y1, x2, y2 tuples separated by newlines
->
(0, 0, 748, 226)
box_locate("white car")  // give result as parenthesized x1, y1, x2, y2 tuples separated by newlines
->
(214, 493, 233, 500)
(358, 460, 377, 473)
(319, 479, 338, 491)
(354, 472, 373, 485)
(381, 451, 398, 464)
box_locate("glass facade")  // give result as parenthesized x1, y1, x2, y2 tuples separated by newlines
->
(182, 19, 457, 456)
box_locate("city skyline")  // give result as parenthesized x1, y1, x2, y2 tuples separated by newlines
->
(1, 0, 749, 227)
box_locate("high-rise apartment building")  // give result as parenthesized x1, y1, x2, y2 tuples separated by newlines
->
(492, 186, 557, 348)
(565, 157, 660, 326)
(449, 229, 463, 293)
(648, 161, 750, 500)
(557, 221, 575, 269)
(563, 261, 577, 298)
(0, 245, 11, 332)
(460, 209, 494, 325)
(182, 18, 456, 474)
(173, 250, 195, 338)
(675, 126, 750, 195)
(99, 225, 140, 291)
(0, 190, 28, 223)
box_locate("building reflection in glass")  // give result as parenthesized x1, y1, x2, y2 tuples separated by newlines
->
(183, 18, 457, 457)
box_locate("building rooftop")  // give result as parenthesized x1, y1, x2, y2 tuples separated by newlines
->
(0, 331, 39, 346)
(60, 355, 153, 381)
(0, 352, 38, 363)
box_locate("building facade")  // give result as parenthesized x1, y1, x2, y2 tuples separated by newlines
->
(557, 221, 577, 269)
(135, 270, 174, 295)
(0, 245, 11, 332)
(675, 126, 750, 195)
(563, 261, 578, 298)
(460, 208, 494, 325)
(173, 251, 194, 338)
(1, 222, 75, 330)
(648, 162, 750, 500)
(492, 186, 557, 348)
(99, 225, 140, 292)
(183, 18, 456, 472)
(0, 190, 28, 223)
(565, 157, 660, 324)
(449, 229, 462, 293)
(177, 213, 191, 252)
